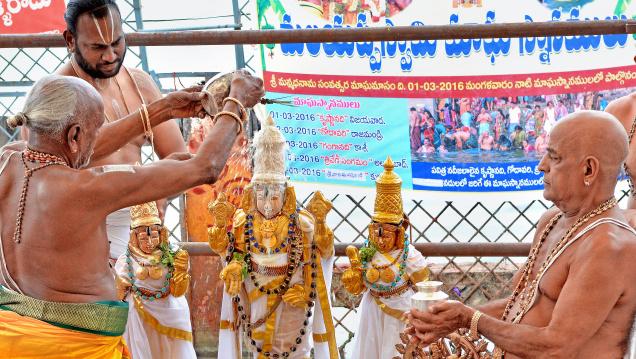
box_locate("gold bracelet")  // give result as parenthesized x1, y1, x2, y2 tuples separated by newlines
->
(222, 97, 248, 122)
(141, 103, 153, 140)
(213, 110, 243, 135)
(469, 310, 483, 341)
(139, 104, 156, 160)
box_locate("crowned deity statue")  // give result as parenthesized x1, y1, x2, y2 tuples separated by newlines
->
(207, 115, 339, 359)
(114, 201, 196, 359)
(342, 157, 431, 359)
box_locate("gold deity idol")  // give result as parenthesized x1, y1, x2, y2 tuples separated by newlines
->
(207, 113, 339, 359)
(341, 156, 431, 359)
(114, 201, 196, 358)
(115, 201, 191, 301)
(342, 157, 428, 296)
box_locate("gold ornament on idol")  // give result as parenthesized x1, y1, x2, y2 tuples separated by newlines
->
(148, 266, 164, 280)
(380, 268, 395, 283)
(134, 262, 164, 280)
(135, 266, 148, 280)
(130, 201, 161, 229)
(372, 156, 404, 226)
(260, 219, 277, 249)
(365, 268, 380, 283)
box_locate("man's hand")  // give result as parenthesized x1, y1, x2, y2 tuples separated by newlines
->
(406, 300, 473, 346)
(164, 85, 207, 119)
(155, 198, 169, 221)
(229, 70, 265, 108)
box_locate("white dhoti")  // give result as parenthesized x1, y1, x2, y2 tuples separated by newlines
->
(107, 208, 131, 261)
(123, 294, 195, 359)
(115, 255, 196, 359)
(351, 289, 413, 359)
(217, 254, 337, 359)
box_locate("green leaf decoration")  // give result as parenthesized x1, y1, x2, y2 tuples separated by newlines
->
(232, 252, 248, 279)
(159, 242, 176, 268)
(359, 245, 377, 263)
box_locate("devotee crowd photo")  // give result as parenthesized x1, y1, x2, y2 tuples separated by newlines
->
(4, 0, 636, 358)
(409, 89, 636, 159)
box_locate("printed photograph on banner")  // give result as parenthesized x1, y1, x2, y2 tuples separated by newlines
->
(408, 88, 634, 162)
(409, 87, 636, 192)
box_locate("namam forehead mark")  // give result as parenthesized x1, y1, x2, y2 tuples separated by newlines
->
(79, 6, 122, 47)
(92, 5, 115, 44)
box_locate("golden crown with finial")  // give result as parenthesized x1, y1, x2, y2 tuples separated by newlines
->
(372, 156, 403, 224)
(130, 201, 161, 229)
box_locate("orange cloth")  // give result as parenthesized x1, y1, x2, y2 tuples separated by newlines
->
(0, 310, 129, 359)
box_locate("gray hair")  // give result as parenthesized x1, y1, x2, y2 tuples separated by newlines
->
(6, 75, 98, 138)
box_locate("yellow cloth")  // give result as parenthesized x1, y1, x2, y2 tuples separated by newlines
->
(0, 310, 129, 359)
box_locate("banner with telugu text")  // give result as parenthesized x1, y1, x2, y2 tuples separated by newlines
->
(0, 0, 66, 34)
(257, 0, 636, 193)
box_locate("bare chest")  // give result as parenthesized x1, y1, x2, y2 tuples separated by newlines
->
(98, 75, 144, 125)
(505, 227, 574, 321)
(531, 225, 580, 298)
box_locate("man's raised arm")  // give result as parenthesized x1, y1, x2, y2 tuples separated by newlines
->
(81, 71, 264, 215)
(90, 87, 203, 160)
(20, 87, 205, 161)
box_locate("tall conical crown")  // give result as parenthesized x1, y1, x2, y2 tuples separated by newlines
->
(372, 156, 403, 224)
(251, 115, 287, 184)
(130, 201, 161, 229)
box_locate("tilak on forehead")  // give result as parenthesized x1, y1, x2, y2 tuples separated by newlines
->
(91, 5, 115, 45)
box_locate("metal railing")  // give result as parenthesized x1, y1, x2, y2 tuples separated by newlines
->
(0, 20, 635, 47)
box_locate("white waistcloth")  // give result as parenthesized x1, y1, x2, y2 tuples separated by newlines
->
(217, 254, 337, 359)
(351, 289, 413, 359)
(107, 208, 131, 260)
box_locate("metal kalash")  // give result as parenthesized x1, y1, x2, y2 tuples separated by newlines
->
(200, 71, 293, 118)
(394, 282, 493, 359)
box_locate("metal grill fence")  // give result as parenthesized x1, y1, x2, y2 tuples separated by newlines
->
(1, 2, 633, 357)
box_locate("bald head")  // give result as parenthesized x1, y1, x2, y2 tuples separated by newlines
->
(7, 75, 103, 140)
(550, 110, 627, 181)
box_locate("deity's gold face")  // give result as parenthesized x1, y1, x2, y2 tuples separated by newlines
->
(134, 224, 162, 254)
(254, 183, 286, 219)
(369, 222, 400, 253)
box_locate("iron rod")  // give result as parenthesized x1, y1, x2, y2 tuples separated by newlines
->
(0, 20, 633, 48)
(179, 242, 531, 257)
